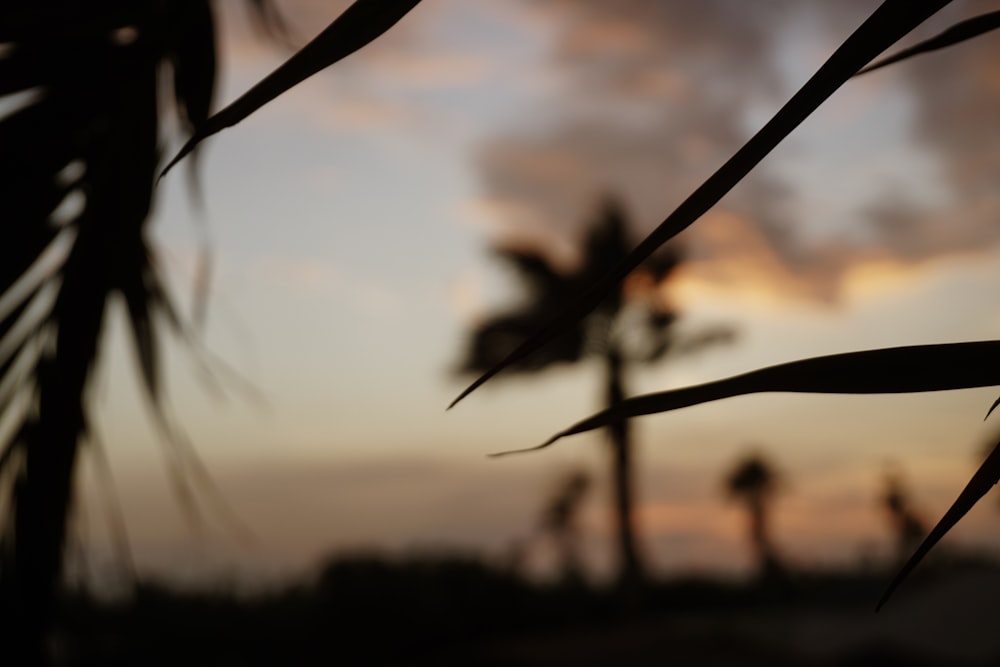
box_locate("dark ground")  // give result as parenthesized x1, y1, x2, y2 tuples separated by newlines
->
(51, 553, 1000, 666)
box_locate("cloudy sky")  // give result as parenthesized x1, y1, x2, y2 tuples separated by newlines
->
(73, 0, 1000, 587)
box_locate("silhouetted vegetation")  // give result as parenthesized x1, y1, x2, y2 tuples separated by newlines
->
(460, 198, 732, 601)
(51, 551, 1000, 666)
(8, 2, 1000, 662)
(441, 2, 1000, 602)
(725, 451, 785, 582)
(0, 2, 283, 663)
(535, 469, 592, 584)
(881, 467, 928, 567)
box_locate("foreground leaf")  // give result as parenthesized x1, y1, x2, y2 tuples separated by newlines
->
(506, 341, 1000, 455)
(856, 10, 1000, 76)
(161, 0, 423, 176)
(877, 435, 1000, 610)
(450, 0, 952, 409)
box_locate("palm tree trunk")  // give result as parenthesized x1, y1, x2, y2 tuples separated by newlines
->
(604, 344, 644, 600)
(749, 494, 767, 567)
(748, 493, 785, 580)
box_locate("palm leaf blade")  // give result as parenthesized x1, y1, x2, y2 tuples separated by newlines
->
(523, 341, 1000, 453)
(877, 437, 1000, 610)
(857, 10, 1000, 76)
(169, 0, 217, 130)
(161, 0, 423, 176)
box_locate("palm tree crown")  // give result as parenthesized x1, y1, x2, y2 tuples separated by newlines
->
(460, 197, 680, 375)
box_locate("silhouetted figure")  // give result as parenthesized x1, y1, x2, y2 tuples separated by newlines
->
(539, 470, 591, 583)
(0, 4, 281, 664)
(460, 196, 733, 604)
(725, 451, 785, 581)
(881, 467, 927, 565)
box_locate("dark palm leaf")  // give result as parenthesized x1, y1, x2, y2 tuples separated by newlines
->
(162, 0, 424, 176)
(877, 435, 1000, 610)
(856, 10, 1000, 76)
(459, 198, 663, 374)
(0, 2, 236, 660)
(504, 341, 1000, 455)
(459, 246, 587, 374)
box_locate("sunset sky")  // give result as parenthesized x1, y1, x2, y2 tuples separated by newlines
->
(74, 0, 1000, 588)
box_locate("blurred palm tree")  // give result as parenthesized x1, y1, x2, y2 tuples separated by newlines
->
(460, 196, 733, 598)
(0, 2, 279, 662)
(724, 451, 784, 580)
(880, 466, 927, 565)
(538, 469, 591, 584)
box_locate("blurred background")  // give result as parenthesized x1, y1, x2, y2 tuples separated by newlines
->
(69, 0, 1000, 600)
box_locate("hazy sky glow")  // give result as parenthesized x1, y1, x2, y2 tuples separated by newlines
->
(69, 0, 1000, 589)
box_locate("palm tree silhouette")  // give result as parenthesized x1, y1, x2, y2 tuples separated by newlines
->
(537, 469, 591, 584)
(460, 196, 732, 599)
(880, 466, 927, 565)
(0, 3, 280, 662)
(725, 451, 784, 580)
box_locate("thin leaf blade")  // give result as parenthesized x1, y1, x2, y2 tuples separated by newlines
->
(877, 436, 1000, 610)
(523, 341, 1000, 454)
(857, 10, 1000, 76)
(161, 0, 423, 176)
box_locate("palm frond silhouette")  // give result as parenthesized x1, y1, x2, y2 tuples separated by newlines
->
(0, 2, 283, 662)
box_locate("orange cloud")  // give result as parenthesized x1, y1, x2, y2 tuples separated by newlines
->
(365, 52, 495, 88)
(561, 18, 655, 58)
(637, 500, 738, 539)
